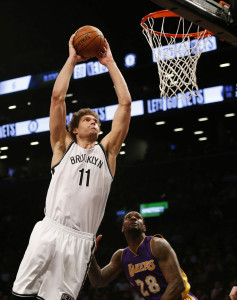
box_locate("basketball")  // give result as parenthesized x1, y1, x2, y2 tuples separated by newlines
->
(73, 25, 105, 59)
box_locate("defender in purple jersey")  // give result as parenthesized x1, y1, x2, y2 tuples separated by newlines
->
(88, 211, 198, 300)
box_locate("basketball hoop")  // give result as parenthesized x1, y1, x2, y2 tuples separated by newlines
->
(141, 10, 213, 100)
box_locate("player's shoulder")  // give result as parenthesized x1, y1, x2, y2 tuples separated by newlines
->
(151, 234, 171, 253)
(111, 248, 124, 264)
(113, 248, 125, 257)
(150, 234, 165, 243)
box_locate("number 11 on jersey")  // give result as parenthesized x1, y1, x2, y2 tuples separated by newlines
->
(79, 168, 91, 187)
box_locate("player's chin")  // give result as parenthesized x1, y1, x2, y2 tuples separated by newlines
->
(89, 131, 99, 141)
(127, 226, 141, 234)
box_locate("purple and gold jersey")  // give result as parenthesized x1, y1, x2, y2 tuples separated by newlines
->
(121, 235, 198, 300)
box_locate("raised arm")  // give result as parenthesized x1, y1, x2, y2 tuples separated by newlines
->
(50, 34, 85, 164)
(151, 237, 185, 300)
(98, 40, 131, 175)
(88, 249, 123, 288)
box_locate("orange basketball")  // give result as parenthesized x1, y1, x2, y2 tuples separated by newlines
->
(73, 25, 105, 59)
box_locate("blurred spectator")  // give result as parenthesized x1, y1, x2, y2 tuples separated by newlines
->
(210, 281, 224, 300)
(114, 275, 131, 293)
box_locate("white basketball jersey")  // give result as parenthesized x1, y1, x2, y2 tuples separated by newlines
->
(45, 142, 113, 234)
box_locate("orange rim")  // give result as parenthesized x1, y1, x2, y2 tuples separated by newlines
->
(141, 10, 213, 38)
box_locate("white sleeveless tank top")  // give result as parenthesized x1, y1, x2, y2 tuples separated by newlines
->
(45, 141, 113, 234)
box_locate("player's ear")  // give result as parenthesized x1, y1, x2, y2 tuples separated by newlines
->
(143, 225, 146, 232)
(73, 127, 78, 134)
(122, 226, 124, 233)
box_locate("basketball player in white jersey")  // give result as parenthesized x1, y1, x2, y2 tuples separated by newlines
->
(11, 34, 131, 300)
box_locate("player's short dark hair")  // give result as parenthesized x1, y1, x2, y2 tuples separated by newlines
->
(123, 211, 145, 224)
(68, 108, 101, 142)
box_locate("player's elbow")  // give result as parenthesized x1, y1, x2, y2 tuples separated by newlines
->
(168, 278, 186, 297)
(89, 279, 108, 288)
(118, 94, 132, 107)
(97, 282, 108, 288)
(118, 100, 131, 116)
(51, 90, 65, 104)
(88, 273, 108, 288)
(176, 278, 186, 294)
(123, 95, 132, 106)
(90, 281, 100, 288)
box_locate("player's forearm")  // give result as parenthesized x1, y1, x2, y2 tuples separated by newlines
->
(106, 61, 131, 106)
(160, 280, 185, 300)
(88, 256, 107, 288)
(51, 56, 76, 101)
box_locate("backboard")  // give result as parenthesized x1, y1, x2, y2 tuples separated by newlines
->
(150, 0, 237, 45)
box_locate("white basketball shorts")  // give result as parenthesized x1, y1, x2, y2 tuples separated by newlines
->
(12, 216, 95, 300)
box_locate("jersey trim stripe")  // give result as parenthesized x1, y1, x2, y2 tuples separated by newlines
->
(36, 296, 45, 300)
(51, 140, 74, 174)
(78, 239, 96, 295)
(128, 236, 147, 256)
(121, 249, 124, 263)
(98, 143, 113, 179)
(12, 290, 38, 298)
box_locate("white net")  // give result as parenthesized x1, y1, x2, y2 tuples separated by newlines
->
(141, 14, 212, 100)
